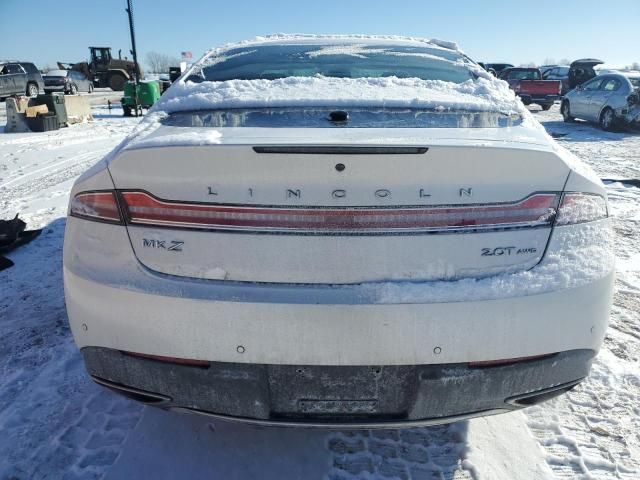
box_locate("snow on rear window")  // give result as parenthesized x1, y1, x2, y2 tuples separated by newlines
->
(199, 44, 474, 84)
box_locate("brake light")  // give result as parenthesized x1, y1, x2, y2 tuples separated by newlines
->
(119, 191, 559, 234)
(70, 191, 123, 224)
(555, 193, 608, 225)
(69, 190, 607, 231)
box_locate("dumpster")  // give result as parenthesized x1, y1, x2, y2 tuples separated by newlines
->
(26, 113, 60, 132)
(35, 93, 68, 126)
(122, 80, 161, 116)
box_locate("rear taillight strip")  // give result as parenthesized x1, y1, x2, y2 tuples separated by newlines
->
(119, 191, 559, 233)
(70, 191, 123, 224)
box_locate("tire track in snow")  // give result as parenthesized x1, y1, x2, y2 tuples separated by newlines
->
(0, 221, 143, 479)
(0, 149, 108, 190)
(325, 424, 475, 480)
(0, 149, 110, 216)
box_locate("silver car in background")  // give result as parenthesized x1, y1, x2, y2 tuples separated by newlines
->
(561, 72, 640, 130)
(43, 69, 94, 95)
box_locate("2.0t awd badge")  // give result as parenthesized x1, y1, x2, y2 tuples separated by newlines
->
(481, 246, 537, 256)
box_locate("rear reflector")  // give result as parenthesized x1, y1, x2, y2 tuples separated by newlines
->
(121, 351, 210, 367)
(120, 191, 558, 234)
(70, 191, 122, 224)
(468, 353, 557, 368)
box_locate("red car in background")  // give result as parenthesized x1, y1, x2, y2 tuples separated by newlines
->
(499, 67, 562, 110)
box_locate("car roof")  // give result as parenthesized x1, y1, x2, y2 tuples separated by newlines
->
(597, 70, 639, 79)
(205, 34, 462, 58)
(570, 58, 604, 67)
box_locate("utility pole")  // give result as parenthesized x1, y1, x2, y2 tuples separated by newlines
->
(125, 0, 141, 115)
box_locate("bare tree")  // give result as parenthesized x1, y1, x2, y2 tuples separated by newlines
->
(145, 51, 180, 74)
(518, 62, 536, 68)
(559, 58, 571, 66)
(542, 58, 556, 66)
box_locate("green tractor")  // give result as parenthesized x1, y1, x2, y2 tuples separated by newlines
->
(64, 47, 142, 91)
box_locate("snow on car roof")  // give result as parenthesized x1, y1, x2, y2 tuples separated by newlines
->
(200, 34, 461, 60)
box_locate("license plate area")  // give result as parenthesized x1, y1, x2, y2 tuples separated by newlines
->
(267, 365, 417, 420)
(298, 399, 379, 415)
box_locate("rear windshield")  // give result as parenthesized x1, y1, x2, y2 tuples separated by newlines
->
(164, 108, 522, 129)
(45, 70, 68, 77)
(22, 63, 39, 74)
(199, 43, 475, 84)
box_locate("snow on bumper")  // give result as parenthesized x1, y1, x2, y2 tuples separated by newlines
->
(63, 217, 614, 366)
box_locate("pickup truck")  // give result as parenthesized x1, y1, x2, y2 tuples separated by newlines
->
(498, 67, 562, 110)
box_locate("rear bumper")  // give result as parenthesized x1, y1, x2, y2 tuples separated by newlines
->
(83, 346, 594, 427)
(518, 94, 559, 104)
(65, 266, 614, 366)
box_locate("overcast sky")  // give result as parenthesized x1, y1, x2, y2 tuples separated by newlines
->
(1, 0, 638, 69)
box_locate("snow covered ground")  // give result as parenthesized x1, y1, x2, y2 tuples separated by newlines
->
(0, 100, 638, 479)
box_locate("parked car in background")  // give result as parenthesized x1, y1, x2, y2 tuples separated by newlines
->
(498, 67, 562, 110)
(0, 61, 44, 99)
(568, 59, 603, 90)
(64, 35, 613, 428)
(539, 65, 557, 75)
(43, 69, 94, 94)
(542, 65, 570, 95)
(562, 72, 640, 130)
(483, 63, 514, 75)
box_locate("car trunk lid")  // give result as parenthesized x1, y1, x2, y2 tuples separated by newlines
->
(107, 125, 569, 284)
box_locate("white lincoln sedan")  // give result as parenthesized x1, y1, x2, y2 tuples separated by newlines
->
(64, 35, 614, 427)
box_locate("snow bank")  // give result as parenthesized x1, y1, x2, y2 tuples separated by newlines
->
(153, 76, 523, 116)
